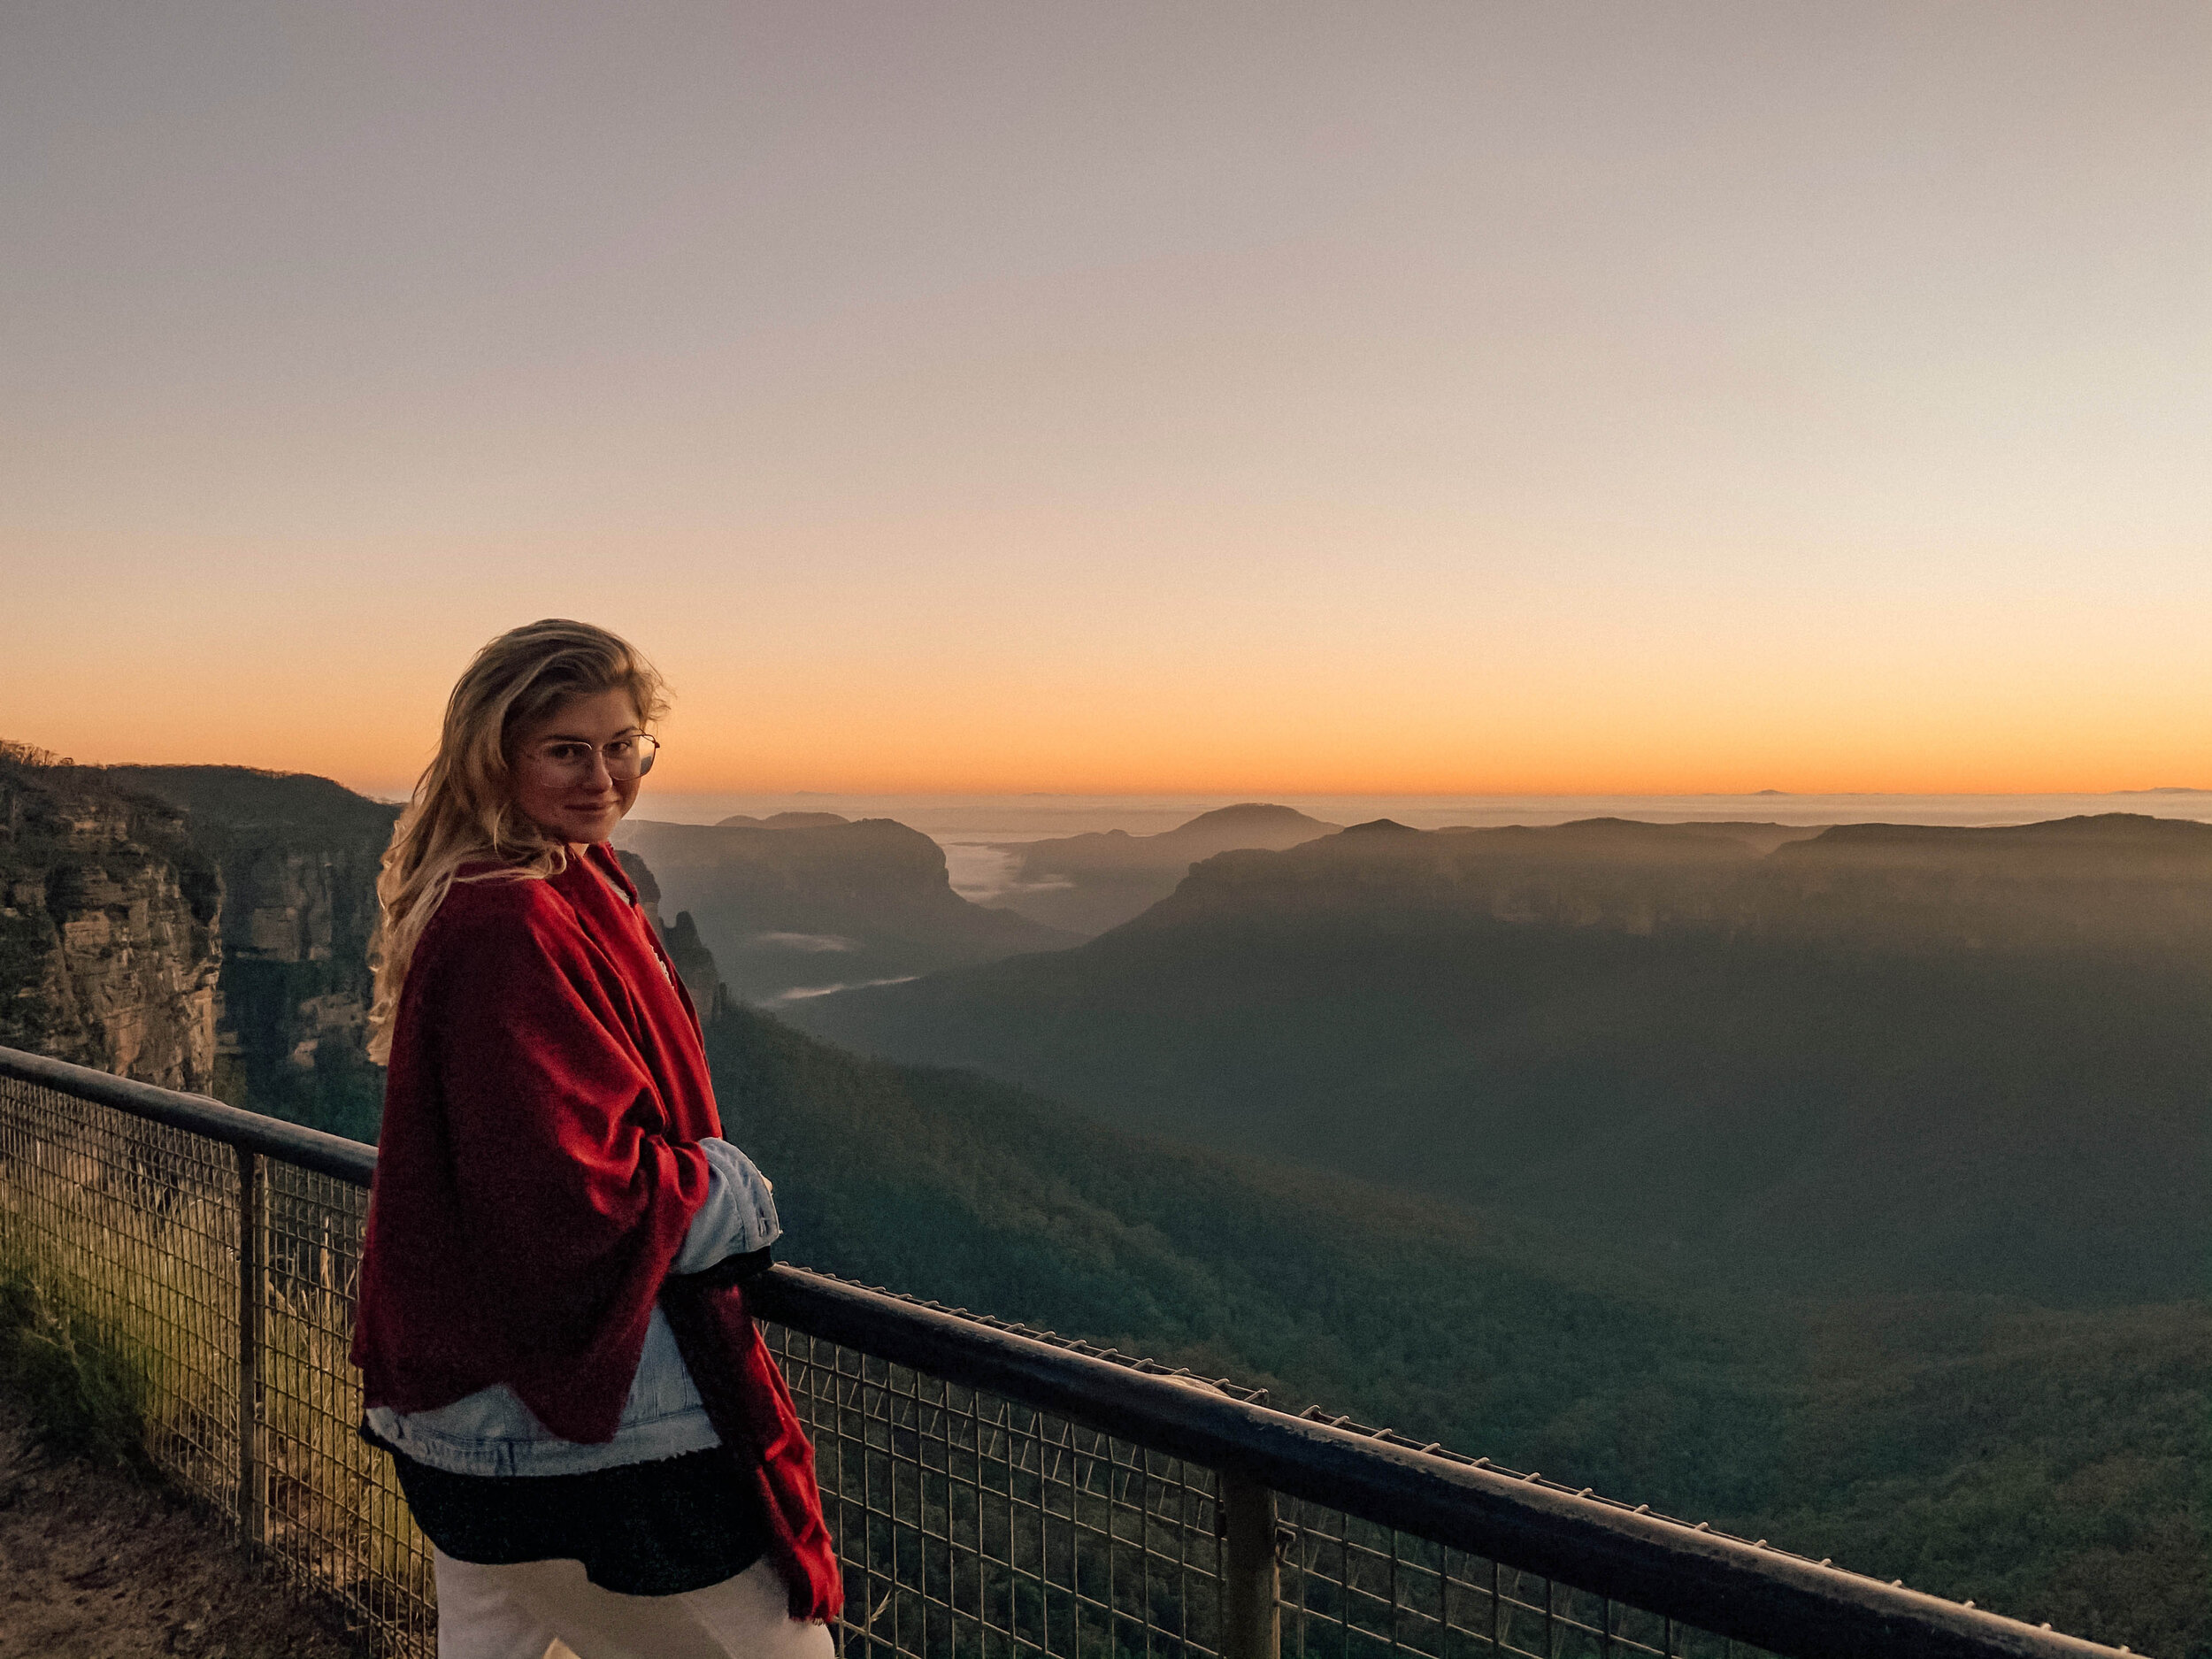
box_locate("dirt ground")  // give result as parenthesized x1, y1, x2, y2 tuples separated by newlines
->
(0, 1396, 365, 1659)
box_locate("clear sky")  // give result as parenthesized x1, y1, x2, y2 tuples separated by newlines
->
(4, 2, 2206, 797)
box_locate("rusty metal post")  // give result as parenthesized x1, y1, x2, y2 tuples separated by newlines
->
(1221, 1467, 1279, 1659)
(235, 1146, 264, 1547)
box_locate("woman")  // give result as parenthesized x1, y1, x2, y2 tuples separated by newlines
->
(352, 619, 841, 1659)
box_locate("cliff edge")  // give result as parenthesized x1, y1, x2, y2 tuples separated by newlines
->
(0, 746, 221, 1091)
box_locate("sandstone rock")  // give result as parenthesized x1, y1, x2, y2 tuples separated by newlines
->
(616, 849, 730, 1018)
(103, 765, 398, 1138)
(0, 745, 221, 1091)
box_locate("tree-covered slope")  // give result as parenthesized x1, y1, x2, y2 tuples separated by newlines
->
(708, 1003, 1786, 1506)
(707, 1005, 2209, 1653)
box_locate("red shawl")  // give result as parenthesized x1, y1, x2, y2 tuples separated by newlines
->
(354, 843, 841, 1620)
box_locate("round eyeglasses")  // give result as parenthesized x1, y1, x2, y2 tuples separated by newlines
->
(525, 733, 661, 780)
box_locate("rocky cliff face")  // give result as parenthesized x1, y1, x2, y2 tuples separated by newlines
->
(0, 746, 221, 1090)
(616, 849, 730, 1019)
(614, 816, 1079, 1005)
(104, 766, 399, 1138)
(3, 751, 755, 1139)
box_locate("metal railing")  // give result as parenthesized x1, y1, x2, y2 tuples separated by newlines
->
(0, 1044, 2131, 1659)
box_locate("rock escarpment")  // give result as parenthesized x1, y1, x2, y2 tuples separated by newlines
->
(0, 746, 221, 1090)
(615, 849, 730, 1019)
(3, 744, 757, 1140)
(102, 766, 400, 1139)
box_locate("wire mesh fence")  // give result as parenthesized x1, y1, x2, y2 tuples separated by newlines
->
(0, 1048, 2135, 1659)
(767, 1324, 1236, 1659)
(262, 1159, 438, 1647)
(0, 1068, 242, 1513)
(0, 1068, 438, 1655)
(761, 1323, 1767, 1659)
(1275, 1502, 1758, 1659)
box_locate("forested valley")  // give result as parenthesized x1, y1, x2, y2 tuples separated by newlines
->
(708, 1004, 2208, 1654)
(2, 753, 2203, 1653)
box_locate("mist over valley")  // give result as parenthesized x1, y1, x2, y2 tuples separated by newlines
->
(611, 813, 1077, 1005)
(974, 802, 1344, 933)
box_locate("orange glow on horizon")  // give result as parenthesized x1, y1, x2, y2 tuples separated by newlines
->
(4, 6, 2205, 813)
(18, 688, 2205, 804)
(6, 525, 2203, 805)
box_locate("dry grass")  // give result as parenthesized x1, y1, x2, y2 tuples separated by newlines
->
(0, 1079, 436, 1657)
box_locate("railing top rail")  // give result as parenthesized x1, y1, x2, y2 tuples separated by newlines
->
(750, 1271, 2115, 1659)
(0, 1046, 375, 1183)
(0, 1043, 2127, 1659)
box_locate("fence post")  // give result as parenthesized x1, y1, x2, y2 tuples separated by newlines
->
(235, 1146, 264, 1547)
(1221, 1467, 1280, 1659)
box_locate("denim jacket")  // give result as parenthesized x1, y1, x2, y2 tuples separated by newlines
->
(361, 1136, 780, 1477)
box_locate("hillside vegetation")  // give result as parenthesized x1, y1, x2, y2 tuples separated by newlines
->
(710, 1005, 2209, 1655)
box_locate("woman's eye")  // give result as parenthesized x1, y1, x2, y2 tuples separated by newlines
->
(547, 744, 588, 762)
(605, 739, 634, 757)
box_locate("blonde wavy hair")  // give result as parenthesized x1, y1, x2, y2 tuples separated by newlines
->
(366, 619, 670, 1064)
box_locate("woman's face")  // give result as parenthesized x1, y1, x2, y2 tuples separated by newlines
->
(510, 687, 648, 846)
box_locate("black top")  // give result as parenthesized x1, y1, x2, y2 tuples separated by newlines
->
(382, 1440, 772, 1596)
(366, 1248, 780, 1597)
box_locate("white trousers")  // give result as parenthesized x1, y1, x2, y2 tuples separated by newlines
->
(434, 1548, 838, 1659)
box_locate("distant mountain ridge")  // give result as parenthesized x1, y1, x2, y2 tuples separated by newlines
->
(988, 802, 1342, 934)
(1125, 812, 2212, 950)
(793, 813, 2212, 1302)
(717, 810, 851, 830)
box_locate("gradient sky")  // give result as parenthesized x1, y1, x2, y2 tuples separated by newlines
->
(4, 2, 2207, 796)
